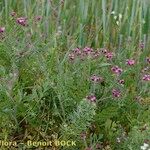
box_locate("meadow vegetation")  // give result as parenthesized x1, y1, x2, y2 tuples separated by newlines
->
(0, 0, 150, 149)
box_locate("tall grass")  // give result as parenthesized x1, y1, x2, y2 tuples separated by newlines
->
(0, 0, 149, 47)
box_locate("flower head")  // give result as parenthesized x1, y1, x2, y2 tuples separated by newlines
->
(91, 51, 100, 59)
(111, 66, 123, 75)
(142, 74, 150, 81)
(90, 75, 103, 83)
(83, 47, 93, 55)
(112, 89, 121, 98)
(73, 47, 82, 56)
(101, 48, 108, 54)
(126, 59, 135, 66)
(0, 27, 5, 33)
(140, 143, 149, 150)
(146, 57, 150, 64)
(86, 94, 96, 102)
(105, 51, 113, 60)
(118, 79, 125, 85)
(16, 17, 27, 26)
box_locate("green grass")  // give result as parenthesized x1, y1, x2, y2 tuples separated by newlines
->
(0, 0, 150, 150)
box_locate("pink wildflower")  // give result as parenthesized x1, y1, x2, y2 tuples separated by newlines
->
(83, 47, 93, 55)
(86, 94, 96, 102)
(126, 59, 135, 66)
(73, 47, 82, 56)
(91, 51, 101, 59)
(142, 75, 150, 81)
(118, 79, 125, 85)
(0, 27, 5, 33)
(111, 66, 123, 75)
(90, 75, 103, 83)
(112, 89, 121, 98)
(105, 51, 113, 60)
(101, 48, 108, 54)
(16, 17, 27, 26)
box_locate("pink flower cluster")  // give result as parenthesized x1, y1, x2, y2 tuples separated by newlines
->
(112, 89, 121, 98)
(0, 27, 5, 33)
(68, 47, 101, 61)
(90, 75, 103, 83)
(126, 59, 135, 66)
(86, 94, 96, 102)
(16, 17, 27, 26)
(142, 75, 150, 81)
(101, 49, 114, 60)
(111, 66, 123, 75)
(118, 79, 125, 85)
(10, 11, 42, 27)
(83, 47, 93, 55)
(105, 51, 113, 60)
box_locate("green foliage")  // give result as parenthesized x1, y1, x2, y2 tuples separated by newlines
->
(0, 0, 150, 149)
(61, 99, 96, 140)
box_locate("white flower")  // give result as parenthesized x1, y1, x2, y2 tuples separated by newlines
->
(116, 21, 119, 26)
(111, 11, 115, 15)
(140, 146, 146, 150)
(119, 13, 122, 20)
(143, 143, 149, 148)
(142, 19, 146, 24)
(114, 16, 117, 20)
(141, 143, 149, 150)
